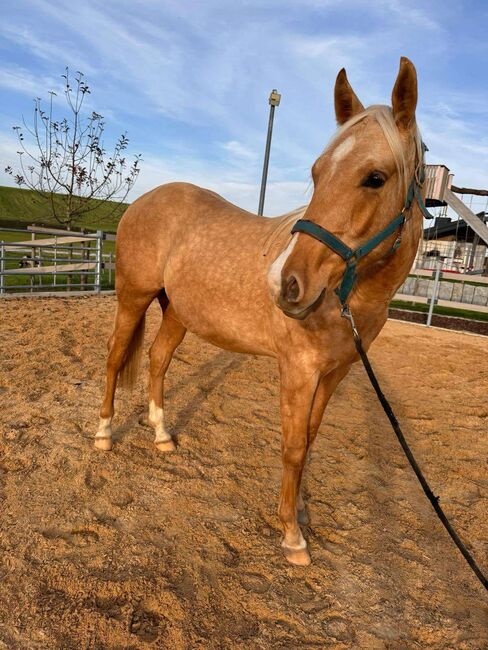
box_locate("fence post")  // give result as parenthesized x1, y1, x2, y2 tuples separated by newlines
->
(426, 262, 442, 327)
(108, 251, 113, 287)
(95, 231, 103, 293)
(0, 242, 4, 295)
(31, 231, 36, 293)
(53, 237, 57, 288)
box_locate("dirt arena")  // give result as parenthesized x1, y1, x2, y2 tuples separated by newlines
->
(0, 295, 487, 649)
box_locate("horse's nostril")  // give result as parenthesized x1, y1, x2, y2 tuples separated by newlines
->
(284, 275, 301, 303)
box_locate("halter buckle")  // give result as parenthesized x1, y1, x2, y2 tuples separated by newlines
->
(391, 213, 406, 252)
(391, 233, 402, 251)
(341, 304, 360, 341)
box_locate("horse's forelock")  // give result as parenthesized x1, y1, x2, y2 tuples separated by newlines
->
(324, 105, 422, 195)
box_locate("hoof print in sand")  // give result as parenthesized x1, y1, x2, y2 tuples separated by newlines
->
(41, 527, 100, 547)
(239, 572, 270, 594)
(129, 608, 166, 643)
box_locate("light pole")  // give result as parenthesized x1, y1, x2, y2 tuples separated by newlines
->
(257, 89, 281, 216)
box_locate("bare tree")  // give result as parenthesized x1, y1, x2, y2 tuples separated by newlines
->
(5, 68, 141, 230)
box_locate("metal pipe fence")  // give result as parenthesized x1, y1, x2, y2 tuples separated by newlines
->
(0, 225, 116, 296)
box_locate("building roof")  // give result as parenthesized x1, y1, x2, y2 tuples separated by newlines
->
(423, 212, 487, 242)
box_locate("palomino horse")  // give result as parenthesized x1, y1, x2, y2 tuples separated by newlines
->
(96, 57, 423, 566)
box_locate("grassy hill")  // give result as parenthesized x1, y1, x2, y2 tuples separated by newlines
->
(0, 185, 129, 233)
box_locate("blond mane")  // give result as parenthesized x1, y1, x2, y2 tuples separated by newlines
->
(263, 105, 423, 256)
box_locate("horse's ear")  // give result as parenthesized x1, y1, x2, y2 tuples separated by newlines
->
(334, 68, 364, 125)
(392, 57, 418, 130)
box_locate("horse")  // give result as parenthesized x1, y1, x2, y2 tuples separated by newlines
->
(95, 57, 424, 567)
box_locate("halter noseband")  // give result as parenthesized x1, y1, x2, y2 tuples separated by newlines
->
(291, 152, 432, 306)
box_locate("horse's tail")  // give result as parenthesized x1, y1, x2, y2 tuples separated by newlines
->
(118, 314, 146, 390)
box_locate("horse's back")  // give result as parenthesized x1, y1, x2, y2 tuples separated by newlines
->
(120, 182, 257, 231)
(114, 182, 279, 299)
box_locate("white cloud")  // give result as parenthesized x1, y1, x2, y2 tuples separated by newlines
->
(292, 34, 371, 64)
(0, 23, 96, 75)
(0, 65, 61, 98)
(221, 140, 258, 161)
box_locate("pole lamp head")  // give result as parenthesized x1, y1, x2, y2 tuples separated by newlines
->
(269, 89, 281, 107)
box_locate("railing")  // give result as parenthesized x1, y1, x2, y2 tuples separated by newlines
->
(395, 268, 488, 314)
(0, 225, 116, 296)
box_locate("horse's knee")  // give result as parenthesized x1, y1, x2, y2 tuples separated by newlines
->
(282, 444, 307, 469)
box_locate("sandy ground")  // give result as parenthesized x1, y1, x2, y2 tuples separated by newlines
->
(0, 295, 487, 649)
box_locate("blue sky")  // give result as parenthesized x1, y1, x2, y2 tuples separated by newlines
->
(1, 0, 487, 215)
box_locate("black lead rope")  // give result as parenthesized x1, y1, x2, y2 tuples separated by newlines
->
(342, 306, 488, 592)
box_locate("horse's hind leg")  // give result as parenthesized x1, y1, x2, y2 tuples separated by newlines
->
(145, 298, 186, 452)
(95, 294, 153, 451)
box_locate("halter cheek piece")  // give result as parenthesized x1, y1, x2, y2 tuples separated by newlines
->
(291, 151, 432, 307)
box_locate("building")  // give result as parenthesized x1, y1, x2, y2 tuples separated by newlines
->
(417, 212, 488, 274)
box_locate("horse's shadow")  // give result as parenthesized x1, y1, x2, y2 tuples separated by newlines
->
(170, 353, 247, 441)
(111, 350, 247, 446)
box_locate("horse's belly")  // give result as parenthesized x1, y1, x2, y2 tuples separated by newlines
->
(165, 278, 276, 357)
(171, 299, 275, 356)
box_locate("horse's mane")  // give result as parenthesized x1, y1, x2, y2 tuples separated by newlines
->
(262, 205, 307, 256)
(263, 105, 423, 256)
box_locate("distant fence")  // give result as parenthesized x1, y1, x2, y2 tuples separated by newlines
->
(395, 268, 488, 314)
(0, 225, 116, 296)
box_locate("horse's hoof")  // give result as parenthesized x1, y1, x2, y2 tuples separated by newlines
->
(94, 438, 113, 451)
(297, 508, 309, 525)
(155, 439, 176, 452)
(283, 546, 311, 567)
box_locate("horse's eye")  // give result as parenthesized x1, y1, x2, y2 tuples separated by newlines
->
(362, 172, 386, 189)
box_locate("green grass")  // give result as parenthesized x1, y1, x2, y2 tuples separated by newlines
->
(0, 185, 128, 232)
(390, 299, 488, 322)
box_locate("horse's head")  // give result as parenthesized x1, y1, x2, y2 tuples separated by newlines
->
(269, 57, 422, 319)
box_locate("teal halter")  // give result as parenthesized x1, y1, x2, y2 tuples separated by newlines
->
(291, 159, 432, 306)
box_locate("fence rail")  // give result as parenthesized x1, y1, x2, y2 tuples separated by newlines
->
(0, 225, 114, 296)
(395, 268, 488, 314)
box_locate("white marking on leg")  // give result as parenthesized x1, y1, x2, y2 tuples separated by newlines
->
(94, 417, 113, 450)
(282, 528, 307, 551)
(267, 233, 298, 298)
(96, 417, 112, 439)
(149, 399, 171, 443)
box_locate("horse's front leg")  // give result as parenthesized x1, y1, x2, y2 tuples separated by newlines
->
(278, 361, 320, 566)
(296, 365, 351, 525)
